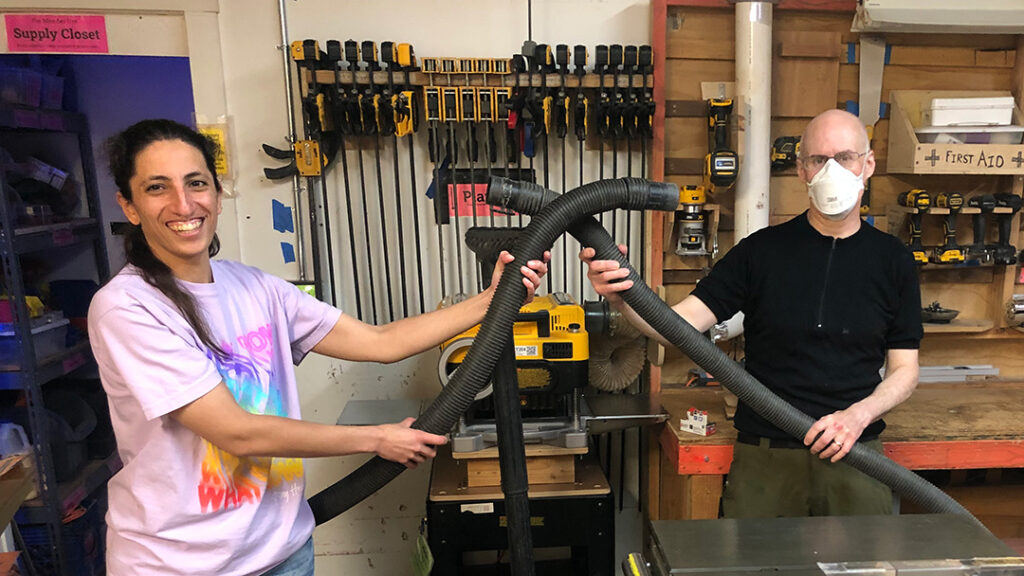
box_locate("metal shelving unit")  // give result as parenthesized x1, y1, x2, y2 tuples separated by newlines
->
(0, 106, 111, 576)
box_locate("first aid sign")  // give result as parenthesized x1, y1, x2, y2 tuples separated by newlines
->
(5, 14, 108, 53)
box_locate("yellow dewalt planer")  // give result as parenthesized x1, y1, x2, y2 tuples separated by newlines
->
(439, 292, 594, 452)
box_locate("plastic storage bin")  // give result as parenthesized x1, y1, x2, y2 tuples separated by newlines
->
(21, 492, 107, 576)
(1, 389, 96, 482)
(926, 96, 1015, 127)
(0, 316, 69, 364)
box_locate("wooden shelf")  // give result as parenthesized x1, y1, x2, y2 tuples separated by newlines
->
(887, 90, 1024, 175)
(923, 318, 994, 333)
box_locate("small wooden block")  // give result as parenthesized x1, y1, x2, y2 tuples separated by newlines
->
(0, 552, 19, 576)
(466, 455, 576, 487)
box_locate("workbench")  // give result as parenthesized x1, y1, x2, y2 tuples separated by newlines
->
(653, 382, 1024, 521)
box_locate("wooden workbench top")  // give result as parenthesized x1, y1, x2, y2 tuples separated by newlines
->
(659, 381, 1024, 475)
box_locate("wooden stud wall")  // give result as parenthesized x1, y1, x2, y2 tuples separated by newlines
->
(653, 4, 1024, 390)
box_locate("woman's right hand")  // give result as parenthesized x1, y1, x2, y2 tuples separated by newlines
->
(375, 417, 448, 469)
(579, 245, 632, 305)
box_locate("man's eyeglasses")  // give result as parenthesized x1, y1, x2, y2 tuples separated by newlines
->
(799, 150, 869, 172)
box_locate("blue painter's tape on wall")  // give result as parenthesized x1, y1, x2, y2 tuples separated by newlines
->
(272, 199, 295, 233)
(884, 44, 892, 65)
(847, 43, 856, 64)
(864, 215, 875, 227)
(879, 101, 889, 119)
(281, 242, 296, 263)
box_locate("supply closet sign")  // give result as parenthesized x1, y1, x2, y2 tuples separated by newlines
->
(5, 14, 108, 53)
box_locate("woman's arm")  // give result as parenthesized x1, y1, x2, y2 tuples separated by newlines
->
(312, 251, 548, 363)
(172, 383, 446, 467)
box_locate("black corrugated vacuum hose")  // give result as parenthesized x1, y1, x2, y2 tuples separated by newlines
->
(495, 178, 981, 526)
(307, 177, 680, 524)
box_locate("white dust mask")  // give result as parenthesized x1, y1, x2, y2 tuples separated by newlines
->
(807, 158, 864, 219)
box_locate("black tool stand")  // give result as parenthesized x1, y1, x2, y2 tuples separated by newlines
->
(427, 446, 614, 575)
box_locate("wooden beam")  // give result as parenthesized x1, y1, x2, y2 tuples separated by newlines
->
(651, 0, 669, 396)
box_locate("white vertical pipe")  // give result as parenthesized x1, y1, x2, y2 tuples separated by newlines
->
(714, 1, 774, 341)
(734, 2, 774, 238)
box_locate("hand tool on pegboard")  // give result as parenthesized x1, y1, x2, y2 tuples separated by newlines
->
(898, 189, 931, 265)
(460, 82, 483, 290)
(325, 40, 364, 320)
(442, 82, 466, 295)
(424, 84, 449, 299)
(705, 97, 738, 196)
(362, 41, 397, 321)
(638, 44, 654, 281)
(608, 44, 624, 241)
(496, 80, 516, 228)
(967, 193, 996, 264)
(992, 192, 1022, 265)
(479, 86, 496, 227)
(623, 45, 638, 263)
(510, 53, 528, 227)
(555, 44, 571, 293)
(594, 45, 609, 229)
(381, 41, 410, 317)
(281, 39, 334, 303)
(573, 44, 589, 298)
(522, 45, 542, 236)
(394, 42, 426, 314)
(346, 40, 380, 322)
(932, 192, 965, 264)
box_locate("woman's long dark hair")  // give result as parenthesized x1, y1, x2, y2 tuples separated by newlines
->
(107, 119, 227, 358)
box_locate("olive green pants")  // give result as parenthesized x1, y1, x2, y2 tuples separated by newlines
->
(722, 437, 892, 518)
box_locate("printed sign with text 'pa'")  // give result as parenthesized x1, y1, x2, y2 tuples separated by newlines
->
(5, 14, 108, 54)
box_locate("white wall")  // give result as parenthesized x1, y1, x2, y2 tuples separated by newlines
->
(218, 0, 652, 572)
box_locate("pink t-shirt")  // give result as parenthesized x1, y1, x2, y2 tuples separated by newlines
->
(88, 260, 342, 576)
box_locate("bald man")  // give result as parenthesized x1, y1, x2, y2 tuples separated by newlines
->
(581, 109, 922, 517)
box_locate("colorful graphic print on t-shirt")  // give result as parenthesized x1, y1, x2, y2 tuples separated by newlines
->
(196, 323, 305, 513)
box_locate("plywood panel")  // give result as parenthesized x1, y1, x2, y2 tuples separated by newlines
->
(837, 64, 1015, 106)
(774, 11, 857, 42)
(845, 45, 1015, 68)
(777, 31, 841, 59)
(774, 58, 839, 118)
(665, 117, 709, 159)
(666, 7, 734, 61)
(770, 176, 810, 215)
(665, 59, 735, 100)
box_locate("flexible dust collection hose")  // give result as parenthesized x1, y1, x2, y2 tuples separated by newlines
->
(307, 177, 680, 524)
(495, 178, 981, 525)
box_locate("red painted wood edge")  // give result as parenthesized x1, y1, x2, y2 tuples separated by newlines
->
(662, 431, 1024, 476)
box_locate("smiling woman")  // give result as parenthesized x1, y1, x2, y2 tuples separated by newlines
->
(87, 119, 549, 576)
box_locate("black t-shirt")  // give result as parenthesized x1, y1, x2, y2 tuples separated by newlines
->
(691, 212, 922, 440)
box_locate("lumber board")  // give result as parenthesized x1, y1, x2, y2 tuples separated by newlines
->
(665, 59, 734, 100)
(837, 64, 1014, 105)
(774, 57, 840, 118)
(777, 30, 842, 59)
(665, 7, 734, 61)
